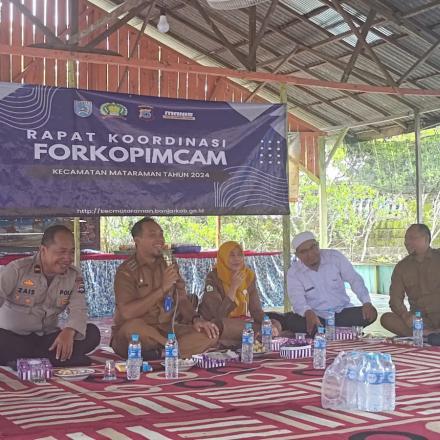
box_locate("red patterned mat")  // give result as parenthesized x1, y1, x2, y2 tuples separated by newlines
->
(1, 341, 440, 440)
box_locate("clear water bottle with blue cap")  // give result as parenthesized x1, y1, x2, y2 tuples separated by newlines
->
(313, 326, 326, 369)
(413, 311, 423, 347)
(165, 333, 178, 379)
(326, 309, 336, 341)
(126, 333, 142, 381)
(261, 315, 273, 352)
(381, 353, 396, 411)
(358, 353, 384, 412)
(241, 322, 254, 363)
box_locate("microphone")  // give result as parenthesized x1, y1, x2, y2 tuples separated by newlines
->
(161, 247, 176, 312)
(161, 247, 175, 266)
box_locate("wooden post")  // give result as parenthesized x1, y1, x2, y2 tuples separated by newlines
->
(68, 0, 81, 267)
(216, 216, 221, 248)
(280, 84, 291, 312)
(415, 111, 423, 222)
(319, 136, 328, 248)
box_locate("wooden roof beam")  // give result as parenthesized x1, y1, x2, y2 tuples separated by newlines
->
(5, 43, 440, 97)
(189, 2, 406, 123)
(248, 6, 257, 71)
(356, 0, 440, 46)
(322, 103, 440, 132)
(85, 1, 152, 49)
(330, 0, 398, 90)
(117, 0, 157, 92)
(248, 0, 279, 62)
(308, 4, 440, 107)
(190, 0, 250, 69)
(8, 0, 64, 46)
(245, 45, 298, 101)
(286, 1, 418, 114)
(341, 8, 376, 82)
(397, 38, 440, 86)
(183, 2, 395, 122)
(398, 0, 440, 20)
(69, 0, 150, 45)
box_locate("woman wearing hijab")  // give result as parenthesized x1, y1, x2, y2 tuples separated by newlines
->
(198, 241, 280, 348)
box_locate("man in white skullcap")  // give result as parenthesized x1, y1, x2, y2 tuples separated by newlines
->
(268, 231, 377, 336)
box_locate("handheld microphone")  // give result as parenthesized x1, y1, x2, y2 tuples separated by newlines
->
(161, 247, 176, 312)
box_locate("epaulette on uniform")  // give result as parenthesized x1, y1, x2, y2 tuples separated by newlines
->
(126, 259, 138, 272)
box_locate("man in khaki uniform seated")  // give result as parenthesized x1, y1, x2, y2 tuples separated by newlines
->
(381, 224, 440, 336)
(111, 217, 219, 360)
(0, 225, 100, 367)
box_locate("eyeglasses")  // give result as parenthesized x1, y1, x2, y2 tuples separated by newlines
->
(296, 241, 319, 256)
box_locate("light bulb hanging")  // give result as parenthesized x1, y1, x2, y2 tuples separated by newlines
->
(157, 10, 170, 33)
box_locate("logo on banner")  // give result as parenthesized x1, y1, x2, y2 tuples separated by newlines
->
(138, 105, 153, 120)
(74, 100, 93, 118)
(100, 102, 128, 118)
(162, 110, 195, 121)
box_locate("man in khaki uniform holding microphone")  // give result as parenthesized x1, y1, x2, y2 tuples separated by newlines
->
(0, 225, 100, 367)
(111, 217, 219, 360)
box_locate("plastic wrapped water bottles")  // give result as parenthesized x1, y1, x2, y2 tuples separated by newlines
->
(321, 351, 348, 409)
(381, 353, 396, 411)
(165, 333, 179, 379)
(326, 310, 336, 341)
(322, 351, 395, 412)
(358, 353, 384, 412)
(313, 326, 326, 369)
(413, 311, 424, 348)
(241, 322, 254, 363)
(126, 333, 142, 381)
(261, 315, 273, 352)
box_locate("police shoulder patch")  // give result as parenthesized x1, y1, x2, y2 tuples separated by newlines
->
(75, 277, 85, 294)
(127, 260, 138, 271)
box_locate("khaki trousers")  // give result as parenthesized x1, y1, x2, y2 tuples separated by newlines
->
(111, 318, 218, 359)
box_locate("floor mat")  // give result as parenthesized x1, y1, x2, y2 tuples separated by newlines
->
(1, 341, 440, 439)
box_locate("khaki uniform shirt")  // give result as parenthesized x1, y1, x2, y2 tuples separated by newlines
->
(0, 254, 87, 337)
(112, 255, 196, 333)
(390, 248, 440, 326)
(199, 269, 265, 326)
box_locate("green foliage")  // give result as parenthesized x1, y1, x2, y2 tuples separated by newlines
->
(100, 129, 440, 261)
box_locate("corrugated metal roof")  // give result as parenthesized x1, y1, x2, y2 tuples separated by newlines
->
(89, 0, 440, 141)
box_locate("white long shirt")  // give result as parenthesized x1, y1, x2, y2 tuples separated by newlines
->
(287, 249, 371, 318)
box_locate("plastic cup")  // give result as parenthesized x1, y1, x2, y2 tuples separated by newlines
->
(103, 360, 117, 381)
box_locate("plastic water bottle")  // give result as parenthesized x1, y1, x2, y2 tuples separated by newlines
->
(344, 351, 361, 410)
(165, 333, 179, 379)
(313, 326, 326, 369)
(358, 353, 384, 412)
(126, 333, 142, 381)
(241, 322, 254, 363)
(381, 353, 396, 411)
(326, 310, 336, 341)
(261, 315, 273, 352)
(413, 311, 423, 347)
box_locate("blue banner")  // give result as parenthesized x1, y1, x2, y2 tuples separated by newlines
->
(0, 82, 289, 217)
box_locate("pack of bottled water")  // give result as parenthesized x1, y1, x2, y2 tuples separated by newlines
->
(321, 350, 395, 412)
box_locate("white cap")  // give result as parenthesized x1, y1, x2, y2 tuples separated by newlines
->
(291, 231, 316, 251)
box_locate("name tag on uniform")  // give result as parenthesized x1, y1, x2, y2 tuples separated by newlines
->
(57, 289, 72, 306)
